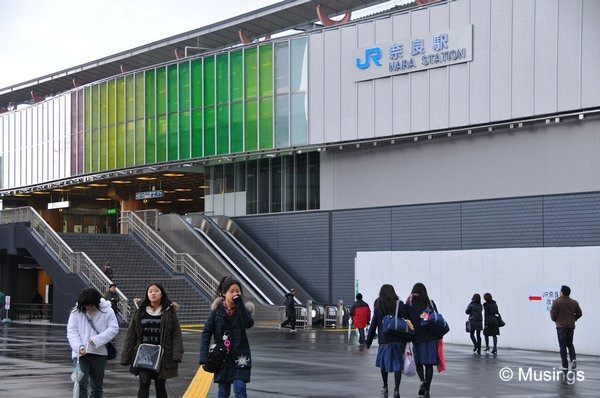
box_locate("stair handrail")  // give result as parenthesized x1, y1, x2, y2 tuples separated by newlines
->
(120, 210, 219, 296)
(0, 206, 131, 320)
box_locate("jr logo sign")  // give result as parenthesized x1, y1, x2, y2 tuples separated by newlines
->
(355, 47, 382, 69)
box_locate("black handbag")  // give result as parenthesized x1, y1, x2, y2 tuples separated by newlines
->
(203, 315, 232, 374)
(133, 343, 163, 372)
(497, 314, 506, 327)
(465, 320, 472, 333)
(85, 314, 117, 360)
(203, 337, 229, 373)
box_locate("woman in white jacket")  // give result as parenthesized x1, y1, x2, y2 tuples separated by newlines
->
(67, 288, 119, 398)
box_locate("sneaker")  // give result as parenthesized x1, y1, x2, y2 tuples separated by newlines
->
(571, 359, 577, 370)
(278, 324, 282, 330)
(380, 386, 388, 394)
(290, 329, 297, 333)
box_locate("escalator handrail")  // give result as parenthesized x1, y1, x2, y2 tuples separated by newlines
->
(195, 225, 274, 306)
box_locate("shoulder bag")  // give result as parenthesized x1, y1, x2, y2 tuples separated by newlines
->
(381, 300, 414, 340)
(203, 314, 233, 373)
(85, 313, 117, 360)
(133, 343, 163, 372)
(420, 302, 450, 339)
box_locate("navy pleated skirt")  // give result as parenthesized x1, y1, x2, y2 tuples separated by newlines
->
(413, 340, 438, 365)
(375, 342, 405, 372)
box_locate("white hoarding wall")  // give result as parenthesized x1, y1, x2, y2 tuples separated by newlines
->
(355, 247, 599, 355)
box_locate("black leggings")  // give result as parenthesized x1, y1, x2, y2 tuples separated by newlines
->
(138, 370, 167, 398)
(380, 368, 402, 391)
(416, 364, 434, 386)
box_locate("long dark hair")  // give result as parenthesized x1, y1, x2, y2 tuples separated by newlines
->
(483, 292, 493, 302)
(377, 284, 399, 315)
(410, 282, 431, 306)
(138, 283, 172, 310)
(75, 288, 103, 313)
(472, 293, 481, 303)
(217, 276, 243, 298)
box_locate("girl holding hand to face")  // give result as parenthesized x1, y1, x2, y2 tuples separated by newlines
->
(200, 276, 255, 398)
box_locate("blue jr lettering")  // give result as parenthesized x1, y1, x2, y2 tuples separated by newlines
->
(356, 47, 382, 69)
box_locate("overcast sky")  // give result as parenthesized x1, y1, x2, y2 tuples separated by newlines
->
(0, 0, 280, 88)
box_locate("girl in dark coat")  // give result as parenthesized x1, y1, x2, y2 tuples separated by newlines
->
(200, 276, 255, 398)
(365, 284, 407, 398)
(121, 283, 184, 398)
(465, 293, 483, 355)
(483, 292, 500, 355)
(406, 283, 439, 397)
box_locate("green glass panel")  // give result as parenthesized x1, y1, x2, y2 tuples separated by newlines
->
(108, 124, 116, 169)
(179, 111, 190, 159)
(244, 100, 257, 151)
(168, 114, 178, 160)
(168, 64, 178, 113)
(99, 83, 107, 171)
(100, 126, 108, 171)
(84, 88, 91, 173)
(231, 102, 243, 153)
(156, 67, 166, 115)
(204, 56, 215, 106)
(204, 107, 215, 156)
(259, 98, 273, 149)
(217, 105, 229, 154)
(136, 120, 145, 164)
(157, 116, 167, 162)
(91, 85, 99, 129)
(191, 110, 203, 158)
(216, 53, 228, 104)
(126, 122, 135, 167)
(259, 44, 273, 97)
(91, 128, 99, 172)
(230, 50, 243, 101)
(99, 82, 107, 127)
(145, 118, 156, 164)
(135, 73, 144, 119)
(145, 70, 155, 117)
(191, 59, 203, 109)
(244, 47, 257, 99)
(108, 80, 116, 127)
(116, 123, 125, 168)
(125, 76, 134, 121)
(179, 62, 190, 111)
(116, 78, 125, 124)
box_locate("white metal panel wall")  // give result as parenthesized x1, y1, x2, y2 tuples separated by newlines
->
(356, 247, 600, 355)
(582, 0, 600, 107)
(308, 0, 600, 145)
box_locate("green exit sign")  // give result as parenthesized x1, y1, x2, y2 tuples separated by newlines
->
(107, 208, 118, 215)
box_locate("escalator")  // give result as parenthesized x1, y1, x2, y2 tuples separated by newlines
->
(156, 213, 313, 308)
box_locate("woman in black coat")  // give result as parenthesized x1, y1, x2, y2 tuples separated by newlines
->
(483, 292, 500, 355)
(365, 284, 407, 398)
(465, 293, 483, 355)
(200, 276, 254, 398)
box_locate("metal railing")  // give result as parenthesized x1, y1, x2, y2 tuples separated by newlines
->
(120, 210, 219, 296)
(0, 206, 131, 320)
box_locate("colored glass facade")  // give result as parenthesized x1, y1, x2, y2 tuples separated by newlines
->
(75, 37, 308, 176)
(0, 37, 308, 190)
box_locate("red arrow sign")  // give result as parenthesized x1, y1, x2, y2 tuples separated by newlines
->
(529, 295, 542, 301)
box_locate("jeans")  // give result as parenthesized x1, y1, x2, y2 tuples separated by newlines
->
(137, 370, 167, 398)
(557, 328, 576, 369)
(357, 327, 365, 344)
(73, 354, 107, 398)
(218, 380, 247, 398)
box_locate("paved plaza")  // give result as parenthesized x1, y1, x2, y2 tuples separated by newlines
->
(0, 321, 598, 397)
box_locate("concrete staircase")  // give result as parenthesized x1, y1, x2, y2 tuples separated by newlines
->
(59, 233, 212, 324)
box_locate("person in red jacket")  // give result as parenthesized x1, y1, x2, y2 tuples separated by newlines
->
(350, 293, 371, 345)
